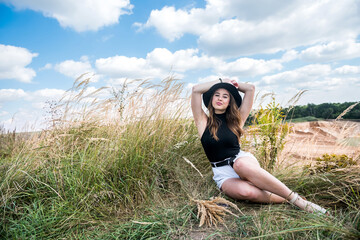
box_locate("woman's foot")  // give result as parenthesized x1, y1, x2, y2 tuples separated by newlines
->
(289, 192, 327, 214)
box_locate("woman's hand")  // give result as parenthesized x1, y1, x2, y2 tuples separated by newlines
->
(230, 80, 239, 88)
(222, 78, 239, 89)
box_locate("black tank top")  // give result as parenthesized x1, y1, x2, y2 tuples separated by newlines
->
(200, 113, 240, 163)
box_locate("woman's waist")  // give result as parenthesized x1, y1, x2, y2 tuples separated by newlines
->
(207, 149, 240, 163)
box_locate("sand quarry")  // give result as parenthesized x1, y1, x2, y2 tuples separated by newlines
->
(280, 120, 360, 167)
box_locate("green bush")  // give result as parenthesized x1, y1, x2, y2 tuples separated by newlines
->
(250, 96, 290, 172)
(305, 153, 357, 173)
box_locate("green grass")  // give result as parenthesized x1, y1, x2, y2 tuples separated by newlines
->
(1, 77, 359, 239)
(287, 116, 324, 123)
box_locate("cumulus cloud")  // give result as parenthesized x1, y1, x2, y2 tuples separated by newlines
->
(39, 63, 52, 71)
(257, 63, 360, 97)
(0, 44, 38, 83)
(138, 0, 360, 57)
(54, 56, 97, 80)
(0, 87, 84, 131)
(1, 107, 44, 132)
(135, 0, 297, 41)
(199, 0, 360, 56)
(334, 65, 360, 75)
(135, 5, 218, 41)
(210, 0, 299, 21)
(33, 88, 66, 100)
(215, 58, 283, 77)
(96, 55, 163, 79)
(299, 39, 360, 62)
(96, 47, 290, 81)
(260, 64, 332, 85)
(3, 0, 133, 32)
(0, 87, 67, 131)
(280, 50, 299, 62)
(146, 48, 218, 72)
(0, 111, 8, 117)
(0, 89, 28, 102)
(0, 88, 66, 103)
(96, 48, 218, 79)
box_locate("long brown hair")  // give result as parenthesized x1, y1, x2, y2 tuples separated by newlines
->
(207, 93, 244, 142)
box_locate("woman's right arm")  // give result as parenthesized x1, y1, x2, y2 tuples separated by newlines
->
(191, 79, 221, 136)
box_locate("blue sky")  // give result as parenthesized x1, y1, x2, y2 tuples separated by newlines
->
(1, 0, 360, 131)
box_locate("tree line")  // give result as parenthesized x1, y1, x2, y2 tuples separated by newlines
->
(284, 102, 360, 120)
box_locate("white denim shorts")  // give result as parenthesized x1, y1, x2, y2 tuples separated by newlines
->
(211, 150, 257, 189)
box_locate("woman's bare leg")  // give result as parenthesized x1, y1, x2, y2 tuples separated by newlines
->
(232, 156, 321, 212)
(232, 156, 293, 198)
(221, 178, 286, 203)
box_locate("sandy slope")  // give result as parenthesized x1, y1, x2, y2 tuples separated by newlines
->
(280, 120, 360, 166)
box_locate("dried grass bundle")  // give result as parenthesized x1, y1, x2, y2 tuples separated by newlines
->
(192, 197, 244, 227)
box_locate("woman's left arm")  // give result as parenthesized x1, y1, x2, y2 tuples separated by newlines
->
(237, 82, 255, 126)
(223, 79, 255, 126)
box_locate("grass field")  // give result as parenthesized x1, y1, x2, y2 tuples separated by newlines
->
(1, 77, 359, 239)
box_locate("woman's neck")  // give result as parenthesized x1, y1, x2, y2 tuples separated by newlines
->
(214, 109, 226, 114)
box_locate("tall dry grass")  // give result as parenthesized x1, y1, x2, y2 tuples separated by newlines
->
(0, 75, 359, 239)
(0, 75, 211, 238)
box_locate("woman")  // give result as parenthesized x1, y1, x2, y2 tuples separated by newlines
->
(191, 78, 326, 214)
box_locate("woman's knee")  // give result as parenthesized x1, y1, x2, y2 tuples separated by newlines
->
(222, 179, 258, 201)
(224, 185, 259, 201)
(233, 157, 259, 177)
(237, 187, 259, 200)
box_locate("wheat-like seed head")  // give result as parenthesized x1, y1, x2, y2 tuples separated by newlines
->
(192, 197, 243, 227)
(335, 102, 360, 121)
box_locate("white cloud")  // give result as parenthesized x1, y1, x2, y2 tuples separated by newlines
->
(135, 0, 298, 42)
(200, 0, 360, 56)
(296, 77, 344, 91)
(197, 75, 220, 83)
(139, 0, 360, 57)
(0, 87, 104, 131)
(0, 88, 65, 131)
(33, 88, 66, 99)
(280, 50, 299, 62)
(146, 48, 218, 72)
(257, 63, 360, 100)
(0, 89, 28, 102)
(300, 40, 360, 62)
(96, 55, 163, 79)
(215, 58, 283, 77)
(96, 48, 218, 79)
(3, 0, 133, 32)
(260, 64, 332, 85)
(0, 88, 66, 103)
(1, 107, 43, 132)
(209, 0, 299, 21)
(135, 5, 217, 42)
(0, 44, 38, 83)
(96, 47, 291, 81)
(39, 63, 52, 71)
(0, 111, 9, 117)
(334, 65, 360, 75)
(54, 57, 99, 81)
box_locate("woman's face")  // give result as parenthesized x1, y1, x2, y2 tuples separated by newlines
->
(211, 88, 230, 114)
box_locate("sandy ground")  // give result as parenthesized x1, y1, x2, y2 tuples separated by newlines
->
(280, 120, 360, 167)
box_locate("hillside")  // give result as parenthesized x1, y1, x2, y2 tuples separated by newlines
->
(282, 120, 360, 166)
